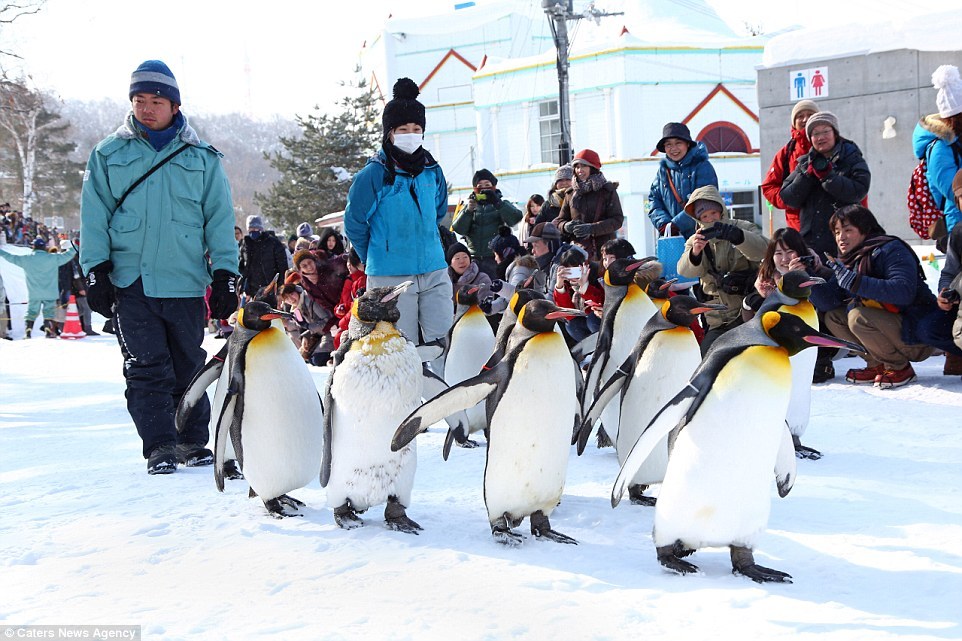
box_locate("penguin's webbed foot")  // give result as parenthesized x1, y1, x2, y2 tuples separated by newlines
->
(334, 500, 364, 530)
(384, 497, 422, 535)
(794, 444, 822, 460)
(530, 511, 577, 545)
(657, 542, 699, 575)
(223, 459, 244, 480)
(264, 496, 304, 518)
(628, 484, 657, 506)
(730, 546, 793, 583)
(491, 514, 524, 546)
(596, 427, 613, 449)
(457, 438, 480, 449)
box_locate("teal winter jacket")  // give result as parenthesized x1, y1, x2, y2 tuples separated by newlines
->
(0, 246, 76, 301)
(344, 150, 448, 277)
(79, 113, 238, 298)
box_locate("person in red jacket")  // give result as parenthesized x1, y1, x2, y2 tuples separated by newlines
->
(333, 249, 367, 349)
(552, 246, 604, 343)
(761, 100, 818, 231)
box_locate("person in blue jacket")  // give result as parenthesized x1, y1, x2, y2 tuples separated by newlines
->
(79, 60, 239, 475)
(0, 237, 76, 338)
(647, 122, 718, 239)
(807, 205, 936, 389)
(344, 78, 452, 358)
(912, 64, 962, 244)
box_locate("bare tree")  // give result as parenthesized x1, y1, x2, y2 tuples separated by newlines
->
(1, 1, 45, 59)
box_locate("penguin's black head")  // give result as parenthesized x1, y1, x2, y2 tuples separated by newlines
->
(238, 300, 289, 332)
(662, 295, 725, 327)
(646, 277, 677, 300)
(455, 285, 481, 307)
(777, 269, 824, 301)
(517, 299, 583, 333)
(761, 311, 864, 357)
(508, 288, 546, 316)
(353, 282, 411, 325)
(605, 257, 648, 286)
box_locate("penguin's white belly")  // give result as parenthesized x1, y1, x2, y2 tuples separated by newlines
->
(783, 302, 819, 437)
(239, 328, 324, 501)
(446, 311, 495, 434)
(327, 335, 423, 511)
(653, 347, 792, 549)
(617, 329, 701, 485)
(484, 333, 578, 522)
(599, 293, 656, 430)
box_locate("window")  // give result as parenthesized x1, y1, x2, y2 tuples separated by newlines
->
(697, 122, 751, 154)
(539, 100, 562, 164)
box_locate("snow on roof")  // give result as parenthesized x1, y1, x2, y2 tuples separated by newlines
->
(762, 9, 962, 68)
(383, 1, 518, 36)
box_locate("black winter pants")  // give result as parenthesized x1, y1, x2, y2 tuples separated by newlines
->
(114, 279, 211, 457)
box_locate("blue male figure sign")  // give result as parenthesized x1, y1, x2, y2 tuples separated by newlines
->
(790, 67, 829, 100)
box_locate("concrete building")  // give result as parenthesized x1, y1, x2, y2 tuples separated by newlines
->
(361, 0, 766, 256)
(757, 10, 962, 243)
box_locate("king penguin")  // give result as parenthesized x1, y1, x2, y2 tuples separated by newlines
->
(393, 299, 585, 546)
(442, 285, 496, 448)
(321, 282, 425, 533)
(582, 257, 660, 447)
(611, 311, 863, 582)
(177, 300, 324, 517)
(757, 270, 826, 460)
(578, 296, 724, 505)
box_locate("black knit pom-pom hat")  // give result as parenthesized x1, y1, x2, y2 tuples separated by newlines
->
(382, 78, 426, 138)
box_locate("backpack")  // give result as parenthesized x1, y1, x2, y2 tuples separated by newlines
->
(907, 139, 961, 240)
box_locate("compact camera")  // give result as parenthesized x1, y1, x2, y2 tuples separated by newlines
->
(799, 255, 816, 267)
(699, 225, 721, 240)
(563, 266, 584, 280)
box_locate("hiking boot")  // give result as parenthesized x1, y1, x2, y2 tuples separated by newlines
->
(812, 362, 835, 384)
(845, 364, 886, 384)
(875, 364, 917, 389)
(176, 443, 214, 467)
(147, 444, 178, 475)
(944, 353, 962, 376)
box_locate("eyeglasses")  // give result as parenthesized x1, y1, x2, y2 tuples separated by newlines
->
(810, 128, 834, 139)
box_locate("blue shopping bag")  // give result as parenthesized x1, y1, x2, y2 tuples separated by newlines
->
(656, 232, 686, 281)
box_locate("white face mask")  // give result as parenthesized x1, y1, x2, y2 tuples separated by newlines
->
(393, 132, 423, 155)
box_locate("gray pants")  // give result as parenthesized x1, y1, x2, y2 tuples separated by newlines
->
(368, 268, 453, 349)
(825, 305, 933, 370)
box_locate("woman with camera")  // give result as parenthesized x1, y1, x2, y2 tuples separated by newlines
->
(677, 185, 769, 355)
(552, 246, 604, 343)
(780, 111, 871, 260)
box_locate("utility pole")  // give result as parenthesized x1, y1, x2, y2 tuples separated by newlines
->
(542, 0, 622, 165)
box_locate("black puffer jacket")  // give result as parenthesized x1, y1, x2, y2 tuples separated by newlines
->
(780, 139, 871, 259)
(240, 231, 288, 296)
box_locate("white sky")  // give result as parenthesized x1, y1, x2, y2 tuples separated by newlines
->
(0, 0, 945, 120)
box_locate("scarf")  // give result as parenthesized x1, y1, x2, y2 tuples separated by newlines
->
(132, 112, 184, 152)
(382, 141, 432, 184)
(572, 171, 607, 195)
(839, 233, 907, 311)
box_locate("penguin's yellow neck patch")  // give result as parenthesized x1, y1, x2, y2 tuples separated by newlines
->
(463, 305, 484, 319)
(352, 320, 403, 355)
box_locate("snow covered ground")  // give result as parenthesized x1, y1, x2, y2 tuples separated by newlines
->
(1, 320, 960, 640)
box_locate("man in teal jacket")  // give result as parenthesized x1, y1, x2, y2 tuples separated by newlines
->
(80, 60, 239, 475)
(344, 78, 452, 358)
(0, 237, 76, 338)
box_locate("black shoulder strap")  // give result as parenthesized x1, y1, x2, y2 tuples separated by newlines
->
(113, 143, 191, 213)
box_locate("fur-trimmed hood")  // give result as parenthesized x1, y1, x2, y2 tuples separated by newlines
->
(914, 114, 958, 157)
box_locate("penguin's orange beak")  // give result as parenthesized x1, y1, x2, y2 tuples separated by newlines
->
(690, 303, 726, 315)
(546, 307, 584, 320)
(260, 307, 292, 321)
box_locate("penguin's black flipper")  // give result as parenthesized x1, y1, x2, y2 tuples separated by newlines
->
(320, 375, 335, 488)
(393, 371, 502, 452)
(175, 343, 227, 433)
(213, 389, 238, 493)
(421, 364, 471, 455)
(576, 356, 631, 454)
(570, 332, 597, 364)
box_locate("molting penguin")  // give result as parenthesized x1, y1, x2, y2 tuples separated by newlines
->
(582, 257, 660, 447)
(394, 299, 585, 546)
(177, 300, 324, 517)
(442, 285, 496, 448)
(578, 296, 724, 505)
(611, 311, 863, 582)
(758, 270, 826, 460)
(321, 282, 425, 533)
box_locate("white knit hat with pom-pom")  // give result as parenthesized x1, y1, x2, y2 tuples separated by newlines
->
(933, 64, 962, 118)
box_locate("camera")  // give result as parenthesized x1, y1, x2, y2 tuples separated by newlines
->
(942, 288, 961, 304)
(475, 193, 487, 201)
(799, 255, 816, 268)
(699, 226, 721, 240)
(563, 266, 584, 280)
(811, 154, 831, 172)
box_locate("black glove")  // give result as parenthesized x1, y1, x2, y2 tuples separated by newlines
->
(826, 257, 857, 291)
(711, 223, 744, 244)
(85, 261, 115, 317)
(208, 270, 239, 320)
(481, 189, 500, 206)
(565, 221, 593, 238)
(479, 295, 497, 315)
(489, 279, 505, 293)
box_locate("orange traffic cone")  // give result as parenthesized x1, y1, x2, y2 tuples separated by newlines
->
(60, 295, 86, 339)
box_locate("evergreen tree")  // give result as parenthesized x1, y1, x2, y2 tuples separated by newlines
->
(255, 71, 380, 234)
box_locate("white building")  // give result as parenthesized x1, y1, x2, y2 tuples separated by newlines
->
(361, 0, 766, 255)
